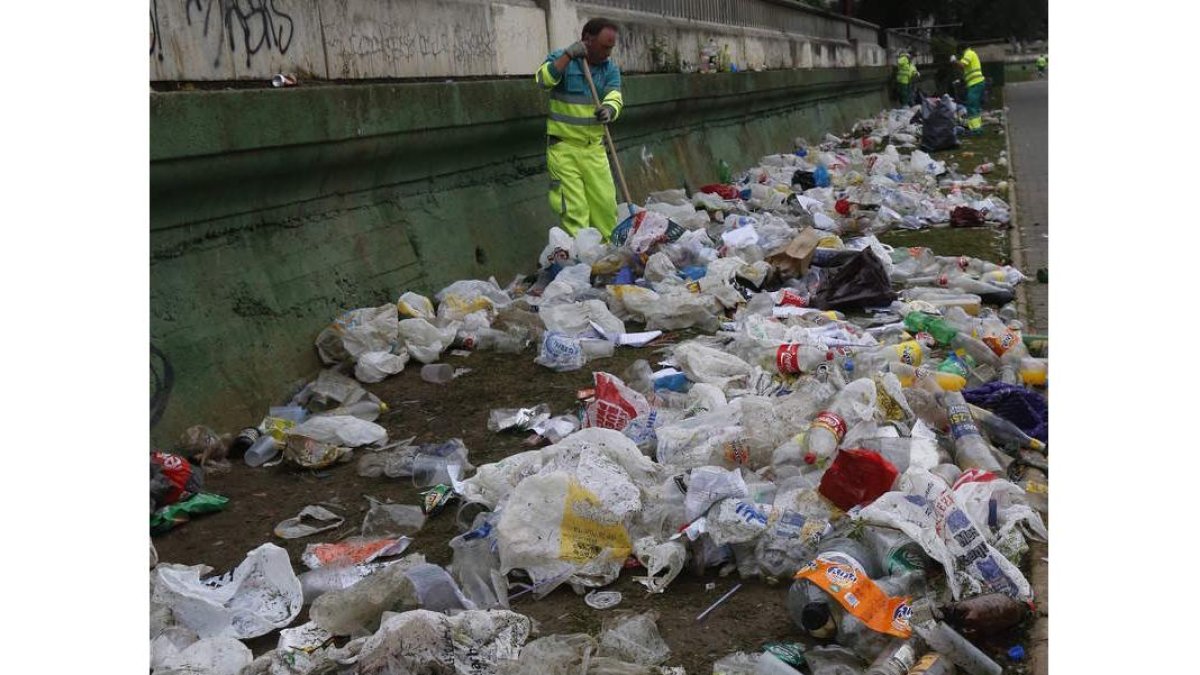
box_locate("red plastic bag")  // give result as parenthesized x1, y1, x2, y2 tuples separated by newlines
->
(835, 198, 853, 216)
(699, 184, 740, 201)
(818, 448, 899, 511)
(584, 372, 651, 432)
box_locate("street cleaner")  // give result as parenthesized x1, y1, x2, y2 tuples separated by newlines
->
(535, 18, 624, 241)
(896, 51, 920, 106)
(955, 45, 986, 135)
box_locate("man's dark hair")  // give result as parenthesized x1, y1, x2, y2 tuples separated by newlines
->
(582, 18, 618, 39)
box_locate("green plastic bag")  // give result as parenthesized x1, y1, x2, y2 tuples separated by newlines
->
(151, 492, 229, 535)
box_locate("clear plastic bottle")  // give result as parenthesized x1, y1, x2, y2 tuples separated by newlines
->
(942, 391, 1007, 473)
(803, 379, 877, 463)
(866, 638, 924, 675)
(315, 400, 388, 422)
(912, 621, 1002, 675)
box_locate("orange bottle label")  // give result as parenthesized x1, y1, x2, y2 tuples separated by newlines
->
(794, 553, 913, 638)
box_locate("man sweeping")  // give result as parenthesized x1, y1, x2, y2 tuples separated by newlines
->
(534, 18, 624, 241)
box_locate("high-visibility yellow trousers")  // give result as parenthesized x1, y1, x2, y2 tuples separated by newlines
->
(546, 136, 617, 240)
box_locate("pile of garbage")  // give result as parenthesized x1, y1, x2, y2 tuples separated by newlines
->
(151, 103, 1047, 675)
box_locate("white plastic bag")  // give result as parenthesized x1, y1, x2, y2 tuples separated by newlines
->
(597, 611, 670, 666)
(397, 318, 458, 364)
(153, 637, 252, 675)
(290, 415, 387, 447)
(435, 279, 511, 321)
(858, 468, 1033, 601)
(397, 292, 435, 320)
(150, 544, 303, 640)
(538, 226, 577, 268)
(354, 350, 409, 383)
(356, 610, 532, 675)
(673, 341, 753, 388)
(535, 331, 586, 372)
(540, 299, 624, 338)
(314, 304, 399, 364)
(684, 466, 748, 521)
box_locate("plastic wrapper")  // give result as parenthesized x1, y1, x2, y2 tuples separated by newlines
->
(151, 543, 303, 640)
(488, 404, 552, 432)
(356, 609, 531, 675)
(354, 350, 409, 383)
(597, 611, 670, 666)
(314, 304, 399, 365)
(397, 317, 458, 364)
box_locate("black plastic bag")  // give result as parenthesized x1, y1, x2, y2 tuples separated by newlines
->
(919, 97, 959, 152)
(809, 249, 897, 311)
(791, 170, 817, 191)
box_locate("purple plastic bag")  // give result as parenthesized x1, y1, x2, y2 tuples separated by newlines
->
(962, 382, 1048, 443)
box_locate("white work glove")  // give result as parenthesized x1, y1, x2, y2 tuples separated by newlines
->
(594, 104, 615, 124)
(565, 41, 587, 59)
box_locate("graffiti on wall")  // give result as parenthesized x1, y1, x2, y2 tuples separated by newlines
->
(150, 0, 296, 69)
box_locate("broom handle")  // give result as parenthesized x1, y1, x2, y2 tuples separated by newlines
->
(578, 58, 634, 220)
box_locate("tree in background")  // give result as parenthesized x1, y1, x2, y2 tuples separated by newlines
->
(855, 0, 1047, 41)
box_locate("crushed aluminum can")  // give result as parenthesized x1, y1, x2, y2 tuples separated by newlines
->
(584, 590, 622, 610)
(420, 484, 457, 516)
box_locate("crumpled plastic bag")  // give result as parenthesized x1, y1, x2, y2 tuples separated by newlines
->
(355, 609, 532, 675)
(538, 226, 577, 268)
(354, 350, 409, 383)
(289, 415, 387, 447)
(540, 299, 624, 338)
(539, 263, 594, 305)
(858, 468, 1033, 601)
(397, 291, 435, 320)
(397, 317, 458, 364)
(535, 331, 586, 372)
(283, 435, 354, 469)
(809, 248, 897, 311)
(632, 536, 686, 594)
(152, 637, 251, 675)
(274, 505, 345, 539)
(706, 498, 772, 546)
(584, 372, 651, 432)
(314, 304, 399, 365)
(597, 611, 670, 666)
(952, 470, 1048, 559)
(457, 450, 545, 509)
(150, 543, 303, 640)
(435, 279, 511, 321)
(497, 470, 635, 594)
(673, 341, 753, 388)
(684, 466, 748, 521)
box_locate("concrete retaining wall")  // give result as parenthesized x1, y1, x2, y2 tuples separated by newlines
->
(150, 67, 890, 444)
(149, 0, 893, 80)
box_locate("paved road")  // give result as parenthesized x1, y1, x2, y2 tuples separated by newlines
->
(1006, 80, 1048, 334)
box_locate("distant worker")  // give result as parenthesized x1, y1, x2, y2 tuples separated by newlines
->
(1035, 54, 1048, 78)
(955, 45, 986, 135)
(896, 51, 920, 106)
(534, 18, 624, 240)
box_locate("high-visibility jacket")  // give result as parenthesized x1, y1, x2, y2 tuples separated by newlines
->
(1036, 55, 1047, 68)
(897, 55, 917, 84)
(959, 48, 985, 87)
(535, 49, 624, 145)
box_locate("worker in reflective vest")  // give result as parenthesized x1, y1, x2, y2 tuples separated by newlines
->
(535, 18, 624, 240)
(956, 46, 986, 135)
(896, 51, 920, 106)
(1035, 54, 1047, 77)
